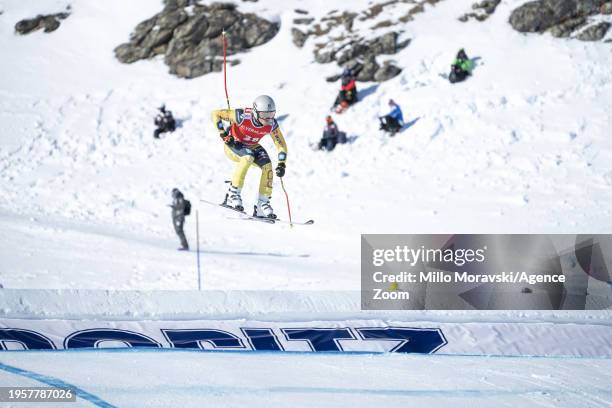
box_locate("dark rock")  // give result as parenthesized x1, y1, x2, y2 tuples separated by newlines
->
(577, 21, 611, 41)
(164, 0, 194, 10)
(342, 59, 364, 72)
(336, 32, 402, 64)
(209, 2, 237, 11)
(114, 43, 150, 64)
(336, 42, 369, 64)
(461, 0, 500, 21)
(509, 0, 603, 34)
(575, 0, 604, 15)
(241, 14, 278, 47)
(203, 9, 237, 38)
(343, 13, 357, 31)
(369, 32, 399, 55)
(294, 9, 309, 15)
(130, 16, 157, 44)
(292, 28, 308, 48)
(173, 13, 209, 43)
(42, 15, 61, 32)
(15, 17, 42, 34)
(158, 9, 189, 31)
(314, 48, 335, 63)
(115, 2, 278, 78)
(139, 10, 188, 51)
(510, 0, 573, 33)
(549, 16, 586, 37)
(15, 12, 70, 35)
(326, 73, 342, 82)
(374, 62, 402, 81)
(371, 20, 394, 29)
(509, 0, 612, 41)
(356, 57, 379, 81)
(483, 0, 502, 14)
(293, 17, 314, 25)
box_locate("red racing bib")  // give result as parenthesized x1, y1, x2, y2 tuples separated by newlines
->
(230, 108, 278, 146)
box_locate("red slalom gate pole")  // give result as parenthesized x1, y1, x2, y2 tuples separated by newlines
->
(222, 30, 231, 109)
(280, 178, 293, 228)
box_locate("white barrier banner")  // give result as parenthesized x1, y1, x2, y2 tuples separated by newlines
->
(1, 319, 611, 357)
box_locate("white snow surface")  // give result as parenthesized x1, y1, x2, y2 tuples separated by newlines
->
(1, 350, 611, 407)
(1, 0, 611, 291)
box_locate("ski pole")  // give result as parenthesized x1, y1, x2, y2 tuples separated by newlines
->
(222, 30, 231, 109)
(280, 178, 293, 228)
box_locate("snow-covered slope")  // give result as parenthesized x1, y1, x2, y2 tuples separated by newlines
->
(1, 0, 612, 290)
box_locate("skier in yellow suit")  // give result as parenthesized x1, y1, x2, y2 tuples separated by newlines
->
(211, 95, 287, 219)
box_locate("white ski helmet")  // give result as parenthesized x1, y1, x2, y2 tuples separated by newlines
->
(252, 95, 276, 124)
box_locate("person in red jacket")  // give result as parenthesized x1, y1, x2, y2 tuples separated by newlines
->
(333, 68, 358, 112)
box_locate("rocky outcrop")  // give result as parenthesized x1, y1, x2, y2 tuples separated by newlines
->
(509, 0, 612, 41)
(14, 9, 70, 35)
(459, 0, 501, 22)
(114, 1, 279, 79)
(314, 31, 409, 81)
(290, 1, 447, 82)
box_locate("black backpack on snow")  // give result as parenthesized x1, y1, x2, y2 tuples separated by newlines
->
(184, 199, 191, 216)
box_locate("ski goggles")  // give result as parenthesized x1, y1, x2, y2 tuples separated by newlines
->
(257, 111, 276, 120)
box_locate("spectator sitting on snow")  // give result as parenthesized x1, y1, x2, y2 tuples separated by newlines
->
(318, 115, 347, 151)
(154, 105, 176, 139)
(449, 48, 474, 84)
(379, 99, 404, 135)
(333, 68, 358, 111)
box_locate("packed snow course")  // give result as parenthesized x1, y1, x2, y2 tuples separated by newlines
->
(0, 350, 611, 408)
(1, 0, 612, 406)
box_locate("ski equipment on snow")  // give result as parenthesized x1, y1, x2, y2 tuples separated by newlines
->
(200, 198, 313, 226)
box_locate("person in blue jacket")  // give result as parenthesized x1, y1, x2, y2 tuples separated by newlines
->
(379, 99, 404, 135)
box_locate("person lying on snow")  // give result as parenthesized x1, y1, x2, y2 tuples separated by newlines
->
(318, 115, 347, 151)
(449, 48, 474, 84)
(379, 99, 404, 135)
(333, 68, 358, 112)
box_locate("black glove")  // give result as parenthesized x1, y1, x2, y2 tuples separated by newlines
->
(276, 162, 286, 178)
(219, 130, 234, 145)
